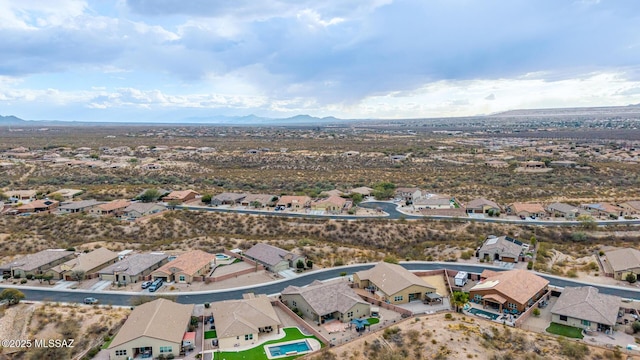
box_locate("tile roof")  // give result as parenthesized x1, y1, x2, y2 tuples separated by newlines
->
(0, 249, 74, 272)
(58, 199, 104, 210)
(466, 198, 501, 209)
(154, 250, 215, 276)
(478, 236, 526, 259)
(276, 195, 311, 206)
(349, 187, 374, 195)
(124, 202, 166, 214)
(282, 280, 369, 316)
(623, 201, 640, 211)
(210, 294, 281, 339)
(551, 286, 620, 326)
(241, 194, 276, 204)
(244, 243, 302, 267)
(355, 262, 436, 296)
(470, 269, 549, 305)
(50, 248, 119, 274)
(98, 253, 168, 276)
(604, 248, 640, 272)
(96, 199, 131, 212)
(312, 195, 347, 207)
(17, 199, 58, 210)
(212, 192, 247, 202)
(109, 299, 194, 348)
(164, 190, 198, 200)
(510, 202, 546, 214)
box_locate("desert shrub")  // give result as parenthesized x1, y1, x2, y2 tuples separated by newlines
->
(626, 273, 637, 283)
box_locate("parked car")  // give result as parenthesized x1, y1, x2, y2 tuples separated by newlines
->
(83, 297, 99, 305)
(141, 281, 152, 289)
(148, 283, 162, 292)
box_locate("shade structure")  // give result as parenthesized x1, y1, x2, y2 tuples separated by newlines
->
(350, 318, 370, 330)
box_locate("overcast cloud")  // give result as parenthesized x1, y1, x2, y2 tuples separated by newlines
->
(1, 0, 640, 121)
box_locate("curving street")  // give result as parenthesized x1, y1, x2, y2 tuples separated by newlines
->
(177, 201, 640, 226)
(2, 262, 640, 306)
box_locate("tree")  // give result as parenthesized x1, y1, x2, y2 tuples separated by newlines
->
(632, 321, 640, 333)
(372, 182, 396, 200)
(201, 194, 212, 203)
(626, 273, 637, 284)
(43, 274, 54, 285)
(532, 308, 541, 317)
(350, 193, 363, 204)
(577, 214, 596, 230)
(451, 291, 469, 313)
(306, 259, 313, 269)
(139, 189, 161, 202)
(296, 259, 305, 270)
(167, 200, 181, 210)
(70, 270, 86, 282)
(0, 288, 25, 305)
(250, 201, 262, 208)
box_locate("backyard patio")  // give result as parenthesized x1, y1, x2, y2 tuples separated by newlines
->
(211, 327, 322, 360)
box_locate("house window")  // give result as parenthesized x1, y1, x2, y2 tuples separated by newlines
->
(474, 294, 482, 302)
(582, 319, 591, 327)
(245, 334, 253, 340)
(179, 275, 186, 282)
(347, 311, 353, 318)
(115, 350, 127, 356)
(559, 315, 568, 321)
(292, 301, 297, 307)
(160, 346, 172, 353)
(508, 303, 517, 310)
(393, 295, 403, 302)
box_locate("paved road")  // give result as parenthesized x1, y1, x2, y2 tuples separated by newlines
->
(3, 262, 640, 306)
(177, 201, 640, 227)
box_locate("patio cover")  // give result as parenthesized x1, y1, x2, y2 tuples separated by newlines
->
(350, 318, 370, 329)
(426, 293, 442, 300)
(483, 294, 507, 304)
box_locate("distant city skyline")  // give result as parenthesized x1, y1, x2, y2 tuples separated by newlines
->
(1, 0, 640, 122)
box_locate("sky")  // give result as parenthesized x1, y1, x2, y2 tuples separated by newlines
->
(1, 0, 640, 122)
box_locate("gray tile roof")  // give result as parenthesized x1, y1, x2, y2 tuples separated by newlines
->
(0, 249, 74, 272)
(98, 253, 168, 276)
(244, 243, 302, 267)
(478, 236, 526, 259)
(355, 262, 436, 296)
(604, 248, 640, 272)
(58, 199, 104, 210)
(551, 286, 620, 326)
(282, 280, 369, 316)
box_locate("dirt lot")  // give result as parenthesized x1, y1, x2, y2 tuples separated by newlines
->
(0, 301, 129, 359)
(307, 312, 640, 360)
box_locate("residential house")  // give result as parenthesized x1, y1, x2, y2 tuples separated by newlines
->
(276, 195, 311, 209)
(88, 199, 131, 217)
(240, 194, 277, 208)
(109, 299, 194, 360)
(320, 189, 345, 197)
(58, 199, 104, 214)
(549, 160, 577, 168)
(469, 269, 549, 313)
(244, 243, 305, 273)
(16, 199, 59, 214)
(46, 248, 119, 280)
(311, 195, 349, 212)
(522, 161, 546, 168)
(353, 262, 437, 305)
(162, 190, 199, 203)
(282, 280, 370, 324)
(151, 250, 216, 283)
(50, 188, 83, 199)
(210, 293, 281, 350)
(0, 249, 75, 278)
(98, 253, 169, 284)
(465, 198, 502, 215)
(603, 248, 640, 280)
(551, 286, 620, 332)
(122, 203, 166, 219)
(546, 202, 589, 219)
(620, 201, 640, 216)
(581, 203, 628, 218)
(141, 163, 162, 170)
(4, 190, 37, 203)
(413, 195, 455, 210)
(395, 187, 422, 203)
(506, 202, 546, 218)
(476, 235, 528, 263)
(211, 192, 247, 206)
(349, 187, 374, 196)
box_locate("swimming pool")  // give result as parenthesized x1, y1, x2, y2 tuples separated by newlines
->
(215, 253, 230, 259)
(267, 340, 311, 357)
(468, 307, 501, 320)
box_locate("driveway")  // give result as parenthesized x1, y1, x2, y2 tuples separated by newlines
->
(521, 296, 557, 333)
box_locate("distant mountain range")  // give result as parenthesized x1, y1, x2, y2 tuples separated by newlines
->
(0, 114, 346, 126)
(2, 104, 639, 126)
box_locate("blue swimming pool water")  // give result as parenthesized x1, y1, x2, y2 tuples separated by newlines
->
(215, 253, 230, 259)
(268, 341, 311, 357)
(468, 308, 501, 320)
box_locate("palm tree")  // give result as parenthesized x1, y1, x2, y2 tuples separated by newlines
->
(452, 291, 469, 313)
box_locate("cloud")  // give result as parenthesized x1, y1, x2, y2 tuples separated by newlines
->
(485, 94, 496, 101)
